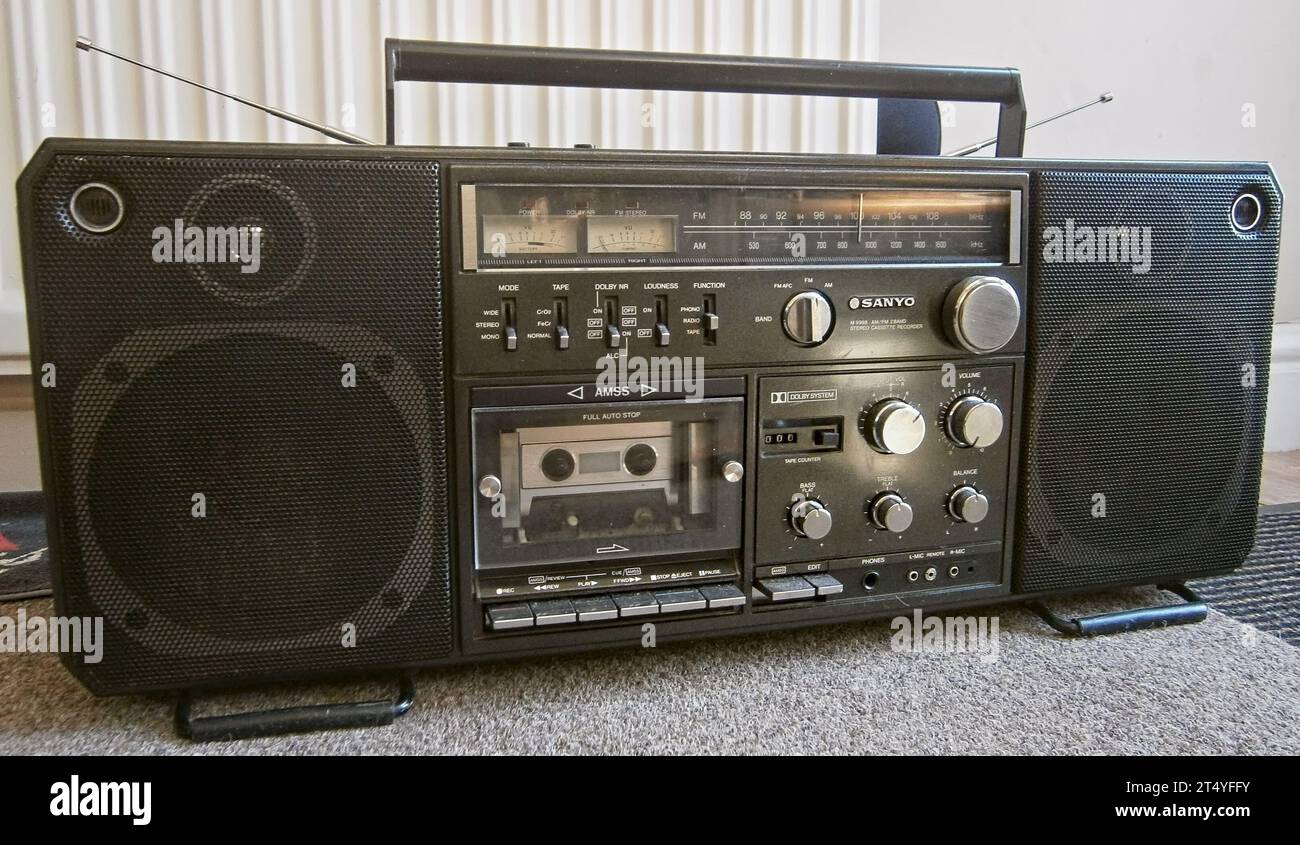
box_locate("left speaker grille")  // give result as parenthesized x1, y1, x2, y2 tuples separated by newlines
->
(20, 148, 451, 693)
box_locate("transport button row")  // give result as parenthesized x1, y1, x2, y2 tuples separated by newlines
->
(485, 584, 747, 630)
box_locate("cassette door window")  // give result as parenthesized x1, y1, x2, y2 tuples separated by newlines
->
(472, 398, 744, 569)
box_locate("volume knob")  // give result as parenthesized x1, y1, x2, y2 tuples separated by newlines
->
(870, 492, 914, 533)
(790, 498, 833, 539)
(782, 290, 834, 346)
(946, 396, 1004, 448)
(943, 275, 1020, 353)
(866, 399, 926, 455)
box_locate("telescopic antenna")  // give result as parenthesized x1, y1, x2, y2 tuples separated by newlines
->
(75, 36, 375, 145)
(946, 91, 1113, 156)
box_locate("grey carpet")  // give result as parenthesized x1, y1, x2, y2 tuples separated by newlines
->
(1191, 502, 1300, 645)
(3, 588, 1299, 754)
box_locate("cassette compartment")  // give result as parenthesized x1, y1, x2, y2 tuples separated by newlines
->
(471, 397, 744, 570)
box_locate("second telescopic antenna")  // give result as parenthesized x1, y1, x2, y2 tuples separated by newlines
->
(75, 36, 375, 145)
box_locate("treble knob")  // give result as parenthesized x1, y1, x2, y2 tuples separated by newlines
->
(946, 396, 1004, 448)
(869, 492, 914, 533)
(790, 498, 833, 540)
(866, 399, 926, 455)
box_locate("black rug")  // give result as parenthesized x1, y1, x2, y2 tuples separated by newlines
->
(0, 491, 49, 601)
(1191, 501, 1300, 646)
(3, 492, 1299, 645)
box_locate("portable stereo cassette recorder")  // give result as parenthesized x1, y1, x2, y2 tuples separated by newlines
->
(16, 40, 1282, 735)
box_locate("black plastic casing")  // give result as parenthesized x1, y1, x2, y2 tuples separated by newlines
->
(18, 139, 1281, 693)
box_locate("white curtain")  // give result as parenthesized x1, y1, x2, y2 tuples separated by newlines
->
(0, 0, 882, 354)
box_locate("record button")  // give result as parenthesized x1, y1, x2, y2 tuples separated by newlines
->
(485, 603, 535, 630)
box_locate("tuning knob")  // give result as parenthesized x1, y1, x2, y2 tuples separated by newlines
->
(946, 396, 1004, 448)
(790, 498, 833, 539)
(869, 492, 914, 533)
(943, 275, 1021, 353)
(947, 486, 990, 524)
(866, 399, 926, 455)
(782, 290, 834, 346)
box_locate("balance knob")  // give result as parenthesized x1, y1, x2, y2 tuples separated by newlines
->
(948, 486, 990, 524)
(870, 492, 914, 533)
(782, 290, 834, 346)
(943, 275, 1021, 353)
(946, 396, 1004, 448)
(790, 498, 833, 539)
(866, 399, 926, 455)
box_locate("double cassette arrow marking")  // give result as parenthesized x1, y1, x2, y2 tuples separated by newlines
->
(565, 384, 657, 399)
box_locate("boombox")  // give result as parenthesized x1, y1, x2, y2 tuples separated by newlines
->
(16, 40, 1282, 737)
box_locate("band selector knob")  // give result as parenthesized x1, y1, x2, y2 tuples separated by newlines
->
(782, 290, 835, 346)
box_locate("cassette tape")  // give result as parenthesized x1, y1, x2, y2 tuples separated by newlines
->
(471, 398, 745, 570)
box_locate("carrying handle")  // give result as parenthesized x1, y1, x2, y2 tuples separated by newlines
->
(1030, 584, 1208, 638)
(175, 675, 416, 742)
(384, 38, 1026, 156)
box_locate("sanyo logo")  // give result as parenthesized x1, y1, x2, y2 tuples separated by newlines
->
(849, 295, 916, 310)
(50, 776, 151, 826)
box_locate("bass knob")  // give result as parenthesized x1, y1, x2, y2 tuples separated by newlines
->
(790, 498, 833, 540)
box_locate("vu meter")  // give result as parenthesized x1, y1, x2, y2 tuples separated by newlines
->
(480, 214, 578, 254)
(586, 215, 676, 253)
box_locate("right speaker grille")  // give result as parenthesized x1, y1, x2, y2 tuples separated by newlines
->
(1016, 169, 1281, 594)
